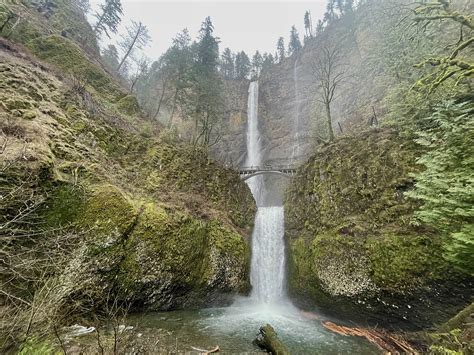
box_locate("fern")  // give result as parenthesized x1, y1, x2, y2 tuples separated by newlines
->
(408, 100, 474, 275)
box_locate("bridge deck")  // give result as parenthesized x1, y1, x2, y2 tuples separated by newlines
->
(238, 166, 298, 179)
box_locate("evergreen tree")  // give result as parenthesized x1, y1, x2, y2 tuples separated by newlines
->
(407, 100, 474, 275)
(304, 10, 313, 39)
(191, 17, 224, 147)
(235, 51, 251, 79)
(251, 50, 263, 79)
(221, 48, 235, 79)
(93, 0, 123, 39)
(324, 0, 336, 23)
(262, 53, 275, 73)
(316, 19, 325, 36)
(101, 44, 119, 71)
(276, 37, 285, 63)
(117, 20, 151, 72)
(288, 25, 302, 56)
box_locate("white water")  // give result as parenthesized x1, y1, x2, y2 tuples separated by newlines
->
(244, 81, 287, 305)
(250, 206, 286, 303)
(244, 81, 263, 202)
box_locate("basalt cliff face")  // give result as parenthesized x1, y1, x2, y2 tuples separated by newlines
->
(213, 5, 395, 166)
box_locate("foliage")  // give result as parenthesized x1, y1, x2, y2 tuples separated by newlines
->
(235, 50, 251, 79)
(288, 25, 302, 56)
(93, 0, 123, 39)
(407, 100, 474, 275)
(117, 20, 151, 71)
(221, 47, 235, 79)
(411, 0, 473, 93)
(276, 36, 285, 63)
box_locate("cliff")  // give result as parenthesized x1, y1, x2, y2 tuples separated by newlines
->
(0, 0, 255, 347)
(284, 128, 472, 328)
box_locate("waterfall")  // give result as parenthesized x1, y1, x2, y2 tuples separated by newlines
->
(245, 81, 286, 304)
(245, 81, 263, 202)
(250, 206, 286, 303)
(291, 58, 300, 162)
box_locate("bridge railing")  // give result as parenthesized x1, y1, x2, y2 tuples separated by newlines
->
(239, 165, 298, 172)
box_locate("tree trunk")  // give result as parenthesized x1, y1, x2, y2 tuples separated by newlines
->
(93, 12, 105, 35)
(117, 27, 141, 72)
(325, 102, 334, 141)
(154, 77, 169, 120)
(254, 324, 289, 355)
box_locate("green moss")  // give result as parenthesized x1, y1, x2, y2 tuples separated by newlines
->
(43, 184, 85, 227)
(22, 110, 37, 120)
(116, 95, 140, 116)
(27, 35, 124, 102)
(78, 184, 137, 236)
(367, 234, 444, 293)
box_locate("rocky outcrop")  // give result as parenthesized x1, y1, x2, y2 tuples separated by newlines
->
(210, 79, 249, 166)
(284, 128, 472, 328)
(0, 0, 255, 319)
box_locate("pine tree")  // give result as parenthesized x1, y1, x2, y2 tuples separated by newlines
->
(276, 37, 285, 63)
(117, 20, 151, 72)
(288, 25, 302, 56)
(304, 10, 313, 39)
(335, 0, 344, 15)
(221, 48, 235, 79)
(262, 53, 275, 73)
(251, 50, 263, 79)
(316, 19, 325, 36)
(93, 0, 123, 39)
(191, 17, 224, 147)
(324, 0, 336, 23)
(343, 0, 354, 13)
(235, 51, 251, 79)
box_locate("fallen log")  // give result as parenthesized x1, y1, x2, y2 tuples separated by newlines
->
(322, 321, 417, 353)
(254, 324, 289, 355)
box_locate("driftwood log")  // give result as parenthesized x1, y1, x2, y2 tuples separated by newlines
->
(254, 324, 289, 355)
(322, 321, 417, 353)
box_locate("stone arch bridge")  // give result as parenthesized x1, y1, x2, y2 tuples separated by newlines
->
(238, 165, 298, 181)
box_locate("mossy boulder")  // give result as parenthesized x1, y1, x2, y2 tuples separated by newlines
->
(116, 95, 141, 116)
(85, 201, 251, 310)
(285, 128, 472, 328)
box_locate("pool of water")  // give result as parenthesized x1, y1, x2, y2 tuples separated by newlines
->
(129, 298, 379, 354)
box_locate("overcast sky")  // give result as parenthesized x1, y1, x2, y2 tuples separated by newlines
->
(90, 1, 327, 61)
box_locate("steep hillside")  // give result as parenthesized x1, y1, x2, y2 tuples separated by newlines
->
(0, 0, 255, 349)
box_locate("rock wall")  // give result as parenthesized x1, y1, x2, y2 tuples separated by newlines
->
(215, 4, 397, 167)
(0, 0, 256, 323)
(283, 128, 473, 328)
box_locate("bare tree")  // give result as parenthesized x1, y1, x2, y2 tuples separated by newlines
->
(311, 40, 346, 141)
(117, 21, 151, 72)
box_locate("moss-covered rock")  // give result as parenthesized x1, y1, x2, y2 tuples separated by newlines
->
(285, 128, 472, 328)
(27, 35, 124, 102)
(0, 27, 255, 322)
(82, 200, 250, 310)
(116, 95, 141, 116)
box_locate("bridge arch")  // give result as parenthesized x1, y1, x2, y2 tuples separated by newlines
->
(241, 170, 294, 181)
